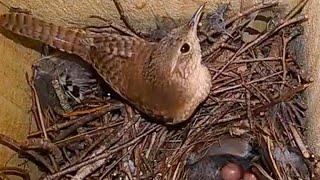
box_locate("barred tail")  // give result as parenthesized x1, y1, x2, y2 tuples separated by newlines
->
(0, 12, 89, 59)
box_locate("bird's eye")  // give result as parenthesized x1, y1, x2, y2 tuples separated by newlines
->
(180, 43, 190, 54)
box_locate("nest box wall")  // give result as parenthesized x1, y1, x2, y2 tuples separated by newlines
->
(0, 0, 316, 178)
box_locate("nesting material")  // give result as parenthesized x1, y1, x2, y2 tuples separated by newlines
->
(0, 0, 315, 179)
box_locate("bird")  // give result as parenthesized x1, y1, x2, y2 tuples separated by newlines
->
(0, 4, 212, 125)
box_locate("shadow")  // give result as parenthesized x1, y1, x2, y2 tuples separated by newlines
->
(0, 28, 44, 53)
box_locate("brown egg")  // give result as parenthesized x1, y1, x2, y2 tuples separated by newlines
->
(243, 171, 257, 180)
(221, 163, 243, 180)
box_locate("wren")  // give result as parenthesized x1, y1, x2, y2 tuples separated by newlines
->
(0, 5, 212, 125)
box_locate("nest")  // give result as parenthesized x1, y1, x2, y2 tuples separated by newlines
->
(0, 0, 316, 179)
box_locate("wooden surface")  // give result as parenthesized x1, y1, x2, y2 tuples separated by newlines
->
(305, 0, 320, 156)
(1, 0, 314, 178)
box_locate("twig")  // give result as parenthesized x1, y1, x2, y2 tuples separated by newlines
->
(172, 162, 181, 180)
(112, 0, 146, 38)
(55, 129, 106, 147)
(140, 153, 155, 177)
(212, 71, 283, 95)
(28, 107, 122, 138)
(145, 132, 157, 159)
(251, 83, 310, 117)
(0, 167, 30, 180)
(225, 0, 278, 26)
(284, 0, 309, 21)
(29, 74, 48, 140)
(243, 81, 253, 128)
(0, 134, 54, 173)
(288, 123, 310, 158)
(233, 57, 282, 63)
(63, 104, 117, 117)
(88, 15, 140, 38)
(52, 79, 72, 112)
(99, 143, 138, 180)
(30, 72, 60, 171)
(120, 105, 135, 179)
(266, 137, 283, 180)
(71, 144, 108, 180)
(210, 15, 307, 81)
(45, 125, 160, 179)
(200, 0, 279, 42)
(77, 134, 108, 162)
(281, 29, 302, 89)
(252, 163, 275, 180)
(21, 139, 62, 161)
(54, 104, 122, 141)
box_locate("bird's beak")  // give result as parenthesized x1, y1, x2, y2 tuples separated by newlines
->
(188, 4, 205, 32)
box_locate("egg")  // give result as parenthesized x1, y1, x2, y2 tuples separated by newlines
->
(220, 163, 243, 180)
(243, 171, 257, 180)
